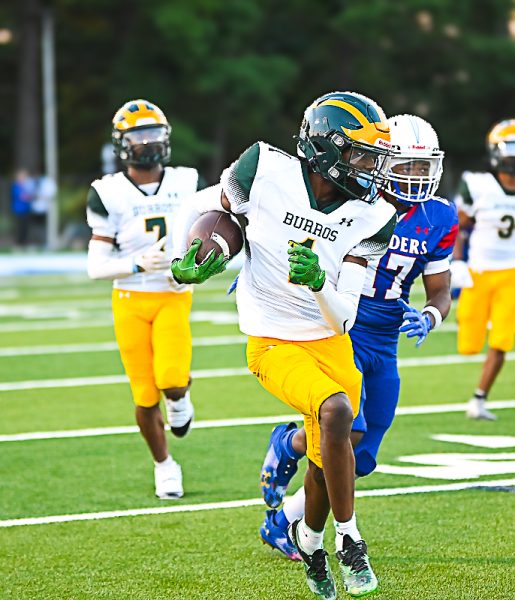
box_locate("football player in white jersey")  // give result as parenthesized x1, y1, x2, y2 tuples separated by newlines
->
(86, 100, 221, 499)
(171, 91, 397, 599)
(452, 119, 515, 420)
(256, 114, 458, 570)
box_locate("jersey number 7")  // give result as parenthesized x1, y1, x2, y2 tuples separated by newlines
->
(145, 216, 167, 240)
(369, 253, 417, 300)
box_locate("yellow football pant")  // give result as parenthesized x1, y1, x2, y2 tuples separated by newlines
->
(246, 335, 362, 468)
(457, 268, 515, 354)
(112, 289, 193, 407)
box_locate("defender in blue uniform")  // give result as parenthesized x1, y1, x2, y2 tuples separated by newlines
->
(258, 115, 458, 566)
(351, 195, 458, 476)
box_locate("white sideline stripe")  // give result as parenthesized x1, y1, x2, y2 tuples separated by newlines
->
(1, 478, 513, 529)
(0, 415, 296, 442)
(0, 319, 113, 333)
(0, 288, 232, 313)
(1, 352, 514, 393)
(2, 330, 469, 357)
(1, 401, 513, 444)
(0, 318, 456, 335)
(398, 352, 515, 367)
(0, 311, 237, 333)
(0, 367, 250, 392)
(395, 399, 515, 414)
(0, 335, 247, 357)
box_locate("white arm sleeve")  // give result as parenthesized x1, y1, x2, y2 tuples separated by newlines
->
(312, 261, 367, 335)
(87, 239, 135, 280)
(171, 184, 227, 259)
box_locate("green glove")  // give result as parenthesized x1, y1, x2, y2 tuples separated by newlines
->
(171, 239, 229, 284)
(288, 242, 326, 291)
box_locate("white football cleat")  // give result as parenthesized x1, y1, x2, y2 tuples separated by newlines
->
(466, 398, 497, 421)
(155, 458, 184, 499)
(165, 391, 194, 437)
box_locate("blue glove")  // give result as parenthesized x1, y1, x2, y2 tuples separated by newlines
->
(397, 298, 432, 347)
(227, 273, 239, 295)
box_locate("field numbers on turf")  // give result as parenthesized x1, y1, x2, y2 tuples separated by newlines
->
(376, 434, 515, 480)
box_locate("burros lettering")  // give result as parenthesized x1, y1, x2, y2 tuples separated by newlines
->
(283, 211, 338, 241)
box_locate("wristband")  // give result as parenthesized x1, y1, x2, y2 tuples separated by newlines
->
(422, 305, 443, 329)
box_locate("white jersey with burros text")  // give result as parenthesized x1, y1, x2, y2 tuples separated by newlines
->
(86, 167, 198, 292)
(221, 142, 397, 340)
(456, 171, 515, 271)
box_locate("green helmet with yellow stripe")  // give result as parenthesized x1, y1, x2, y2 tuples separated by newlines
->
(297, 91, 392, 201)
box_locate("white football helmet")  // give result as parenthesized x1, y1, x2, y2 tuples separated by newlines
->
(383, 114, 444, 204)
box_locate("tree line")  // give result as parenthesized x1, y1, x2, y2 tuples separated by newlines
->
(5, 0, 515, 194)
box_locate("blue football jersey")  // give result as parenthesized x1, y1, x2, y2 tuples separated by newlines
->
(354, 197, 458, 332)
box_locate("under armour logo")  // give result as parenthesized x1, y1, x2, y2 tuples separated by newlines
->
(415, 226, 430, 235)
(119, 291, 130, 299)
(339, 218, 354, 227)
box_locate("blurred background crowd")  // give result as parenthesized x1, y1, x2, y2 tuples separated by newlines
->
(1, 0, 515, 250)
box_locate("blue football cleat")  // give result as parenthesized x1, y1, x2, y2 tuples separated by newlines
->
(260, 422, 299, 508)
(260, 509, 301, 561)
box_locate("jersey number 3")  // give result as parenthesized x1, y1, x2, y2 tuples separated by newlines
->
(498, 214, 515, 239)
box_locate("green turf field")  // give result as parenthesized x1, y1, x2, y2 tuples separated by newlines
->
(0, 272, 514, 600)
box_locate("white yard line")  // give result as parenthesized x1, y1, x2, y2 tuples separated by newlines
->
(395, 399, 515, 414)
(0, 318, 456, 335)
(1, 353, 514, 392)
(0, 296, 234, 316)
(0, 415, 296, 442)
(1, 478, 513, 529)
(0, 367, 250, 392)
(2, 328, 468, 357)
(0, 284, 227, 301)
(1, 400, 513, 444)
(0, 319, 114, 332)
(397, 352, 515, 367)
(0, 310, 238, 333)
(0, 335, 247, 357)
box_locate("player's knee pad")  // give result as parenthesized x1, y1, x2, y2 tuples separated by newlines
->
(489, 332, 514, 353)
(457, 339, 482, 355)
(131, 380, 161, 408)
(457, 323, 486, 355)
(155, 366, 190, 392)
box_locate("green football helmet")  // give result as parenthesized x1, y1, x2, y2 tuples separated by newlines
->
(297, 91, 392, 200)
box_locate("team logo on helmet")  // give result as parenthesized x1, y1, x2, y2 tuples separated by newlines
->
(297, 91, 392, 202)
(112, 99, 171, 168)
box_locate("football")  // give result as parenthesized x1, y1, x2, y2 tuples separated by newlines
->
(188, 211, 244, 264)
